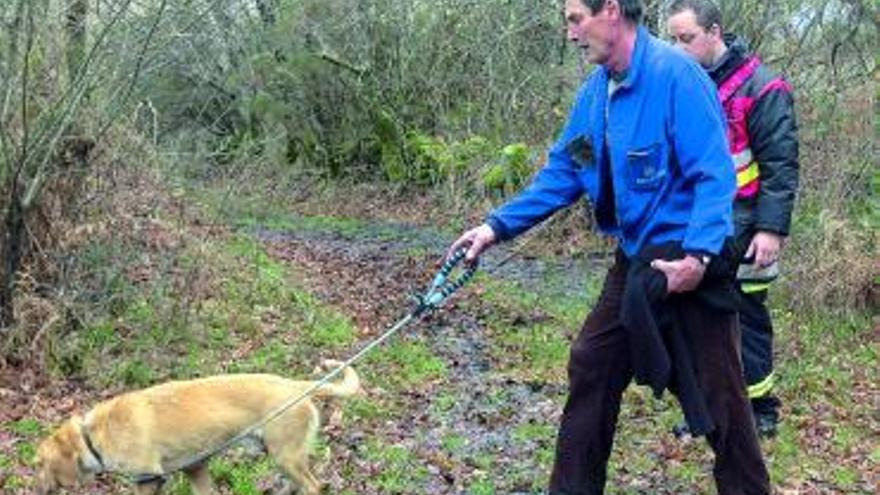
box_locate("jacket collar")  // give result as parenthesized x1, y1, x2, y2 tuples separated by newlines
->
(707, 34, 752, 84)
(601, 24, 650, 91)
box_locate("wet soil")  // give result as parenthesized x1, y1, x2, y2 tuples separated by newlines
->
(256, 217, 608, 493)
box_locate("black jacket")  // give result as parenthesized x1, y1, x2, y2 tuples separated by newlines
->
(709, 35, 800, 242)
(620, 242, 739, 436)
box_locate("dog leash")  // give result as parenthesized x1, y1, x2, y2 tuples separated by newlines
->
(145, 247, 478, 479)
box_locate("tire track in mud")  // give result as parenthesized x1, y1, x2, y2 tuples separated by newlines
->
(256, 218, 608, 493)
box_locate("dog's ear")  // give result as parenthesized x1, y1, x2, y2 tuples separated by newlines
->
(35, 422, 82, 492)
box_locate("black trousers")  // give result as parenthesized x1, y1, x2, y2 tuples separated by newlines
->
(738, 287, 780, 417)
(548, 258, 770, 495)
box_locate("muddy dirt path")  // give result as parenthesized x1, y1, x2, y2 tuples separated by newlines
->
(257, 217, 610, 494)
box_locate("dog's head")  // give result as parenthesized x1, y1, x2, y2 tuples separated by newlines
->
(35, 417, 91, 495)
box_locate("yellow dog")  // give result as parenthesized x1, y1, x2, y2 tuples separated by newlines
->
(35, 360, 360, 495)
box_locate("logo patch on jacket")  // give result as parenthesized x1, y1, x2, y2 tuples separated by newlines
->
(567, 134, 594, 168)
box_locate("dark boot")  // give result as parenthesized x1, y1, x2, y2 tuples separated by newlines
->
(751, 396, 781, 438)
(672, 420, 691, 439)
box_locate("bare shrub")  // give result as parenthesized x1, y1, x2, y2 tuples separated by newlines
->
(782, 81, 878, 311)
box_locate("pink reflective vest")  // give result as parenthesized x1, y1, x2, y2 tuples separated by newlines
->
(717, 56, 793, 199)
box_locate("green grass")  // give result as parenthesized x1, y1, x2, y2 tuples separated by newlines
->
(361, 338, 447, 389)
(114, 359, 156, 387)
(195, 185, 415, 242)
(512, 422, 556, 443)
(2, 474, 27, 490)
(346, 395, 391, 421)
(10, 176, 873, 494)
(430, 392, 457, 415)
(0, 452, 13, 470)
(477, 276, 593, 381)
(496, 323, 570, 378)
(209, 458, 274, 495)
(14, 442, 36, 466)
(360, 439, 430, 492)
(8, 418, 43, 437)
(468, 452, 496, 470)
(468, 476, 496, 495)
(758, 309, 876, 492)
(54, 232, 361, 388)
(440, 433, 468, 454)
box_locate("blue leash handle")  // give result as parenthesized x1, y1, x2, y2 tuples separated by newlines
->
(416, 247, 477, 315)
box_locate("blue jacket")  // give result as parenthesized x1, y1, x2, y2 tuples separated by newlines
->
(487, 26, 735, 257)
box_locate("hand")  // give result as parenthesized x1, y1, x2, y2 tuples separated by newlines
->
(745, 231, 783, 267)
(447, 224, 497, 264)
(650, 256, 706, 294)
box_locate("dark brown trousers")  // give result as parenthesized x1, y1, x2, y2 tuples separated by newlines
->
(548, 258, 771, 495)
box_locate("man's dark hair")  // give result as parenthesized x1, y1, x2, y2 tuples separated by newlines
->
(666, 0, 723, 30)
(581, 0, 644, 24)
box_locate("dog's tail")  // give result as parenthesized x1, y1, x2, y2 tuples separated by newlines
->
(314, 359, 361, 398)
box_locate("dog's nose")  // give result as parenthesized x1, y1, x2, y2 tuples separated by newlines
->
(35, 478, 52, 495)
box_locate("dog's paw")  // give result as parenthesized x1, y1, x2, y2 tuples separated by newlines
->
(321, 359, 345, 370)
(327, 409, 344, 429)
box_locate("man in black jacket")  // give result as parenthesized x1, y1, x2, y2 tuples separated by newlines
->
(666, 0, 800, 437)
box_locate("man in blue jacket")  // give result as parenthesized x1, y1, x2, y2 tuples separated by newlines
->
(448, 0, 770, 493)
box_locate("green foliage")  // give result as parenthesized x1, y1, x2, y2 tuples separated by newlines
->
(859, 164, 880, 230)
(115, 359, 155, 387)
(404, 133, 495, 186)
(137, 0, 568, 182)
(482, 143, 533, 196)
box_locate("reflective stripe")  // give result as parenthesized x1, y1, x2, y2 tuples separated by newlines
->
(741, 282, 771, 293)
(736, 161, 760, 188)
(733, 148, 753, 168)
(737, 260, 779, 283)
(747, 372, 775, 398)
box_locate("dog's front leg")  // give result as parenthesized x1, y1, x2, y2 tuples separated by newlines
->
(184, 464, 218, 495)
(133, 479, 164, 495)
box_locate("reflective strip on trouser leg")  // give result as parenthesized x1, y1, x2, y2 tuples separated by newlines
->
(741, 282, 771, 294)
(738, 286, 774, 396)
(747, 371, 776, 399)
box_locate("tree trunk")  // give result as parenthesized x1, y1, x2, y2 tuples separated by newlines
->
(0, 186, 24, 328)
(65, 0, 88, 87)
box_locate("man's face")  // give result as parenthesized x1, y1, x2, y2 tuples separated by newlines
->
(667, 9, 718, 67)
(565, 0, 616, 66)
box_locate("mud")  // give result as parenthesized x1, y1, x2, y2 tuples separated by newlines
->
(255, 216, 609, 493)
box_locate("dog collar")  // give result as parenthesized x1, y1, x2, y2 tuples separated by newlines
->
(79, 422, 105, 472)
